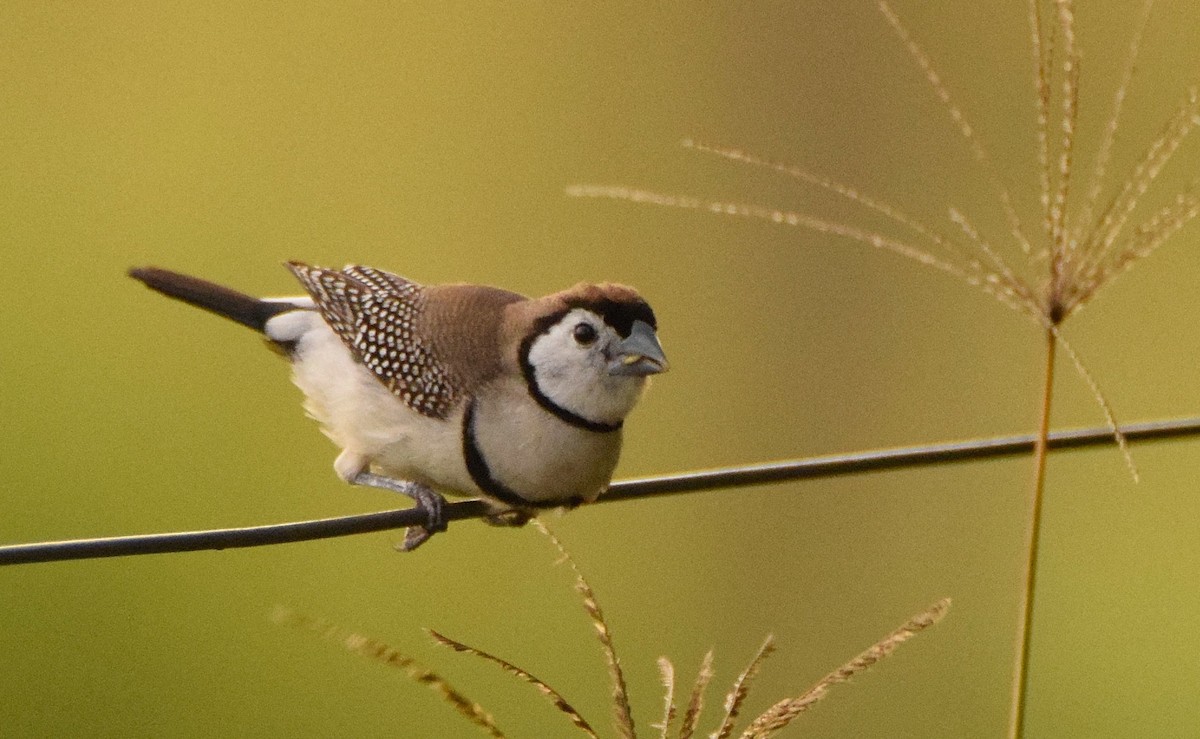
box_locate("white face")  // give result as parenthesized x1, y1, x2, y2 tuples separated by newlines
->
(525, 308, 650, 426)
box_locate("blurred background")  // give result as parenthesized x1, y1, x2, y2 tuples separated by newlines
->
(3, 1, 1200, 736)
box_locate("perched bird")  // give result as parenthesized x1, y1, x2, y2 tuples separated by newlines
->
(128, 263, 667, 549)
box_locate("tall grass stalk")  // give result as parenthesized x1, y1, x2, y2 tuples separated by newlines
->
(1012, 329, 1056, 737)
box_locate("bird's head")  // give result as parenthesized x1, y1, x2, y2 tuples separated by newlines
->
(514, 283, 667, 430)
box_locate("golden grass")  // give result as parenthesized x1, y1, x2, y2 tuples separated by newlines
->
(533, 519, 637, 739)
(270, 607, 506, 738)
(710, 635, 776, 739)
(276, 527, 950, 738)
(737, 599, 951, 739)
(428, 628, 600, 739)
(654, 657, 678, 739)
(677, 650, 714, 739)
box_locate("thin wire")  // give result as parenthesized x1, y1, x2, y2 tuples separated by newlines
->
(3, 416, 1199, 566)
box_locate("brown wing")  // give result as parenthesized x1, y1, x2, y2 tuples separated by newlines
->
(287, 262, 488, 419)
(418, 282, 528, 393)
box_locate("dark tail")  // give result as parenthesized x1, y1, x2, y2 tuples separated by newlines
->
(129, 267, 296, 333)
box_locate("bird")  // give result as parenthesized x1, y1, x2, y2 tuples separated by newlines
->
(128, 262, 667, 549)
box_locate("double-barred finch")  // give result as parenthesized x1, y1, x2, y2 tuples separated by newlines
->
(129, 263, 668, 549)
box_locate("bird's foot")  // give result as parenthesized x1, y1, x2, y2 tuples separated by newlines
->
(351, 472, 448, 551)
(484, 508, 533, 528)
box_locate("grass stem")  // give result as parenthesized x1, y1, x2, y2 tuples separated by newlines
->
(1011, 328, 1057, 738)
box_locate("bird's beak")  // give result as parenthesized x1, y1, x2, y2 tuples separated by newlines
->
(608, 320, 668, 376)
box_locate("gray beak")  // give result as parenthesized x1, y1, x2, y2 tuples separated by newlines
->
(608, 319, 668, 376)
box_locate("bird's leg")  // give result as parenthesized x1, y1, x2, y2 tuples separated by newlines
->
(351, 472, 448, 551)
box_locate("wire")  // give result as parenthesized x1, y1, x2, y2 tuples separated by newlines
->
(3, 416, 1198, 566)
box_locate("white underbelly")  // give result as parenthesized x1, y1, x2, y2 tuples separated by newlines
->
(270, 311, 477, 495)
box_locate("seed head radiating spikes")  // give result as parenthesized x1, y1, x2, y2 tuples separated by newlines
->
(568, 0, 1200, 479)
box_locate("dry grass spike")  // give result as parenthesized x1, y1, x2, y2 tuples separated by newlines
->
(275, 529, 951, 738)
(655, 657, 679, 739)
(709, 635, 776, 739)
(678, 650, 715, 739)
(428, 628, 600, 739)
(271, 607, 506, 738)
(737, 599, 951, 739)
(533, 519, 637, 739)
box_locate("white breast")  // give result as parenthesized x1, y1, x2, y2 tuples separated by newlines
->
(469, 375, 623, 504)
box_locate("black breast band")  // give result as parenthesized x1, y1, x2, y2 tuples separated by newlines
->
(461, 399, 584, 510)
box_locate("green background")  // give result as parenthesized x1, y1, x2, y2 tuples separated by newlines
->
(4, 1, 1200, 736)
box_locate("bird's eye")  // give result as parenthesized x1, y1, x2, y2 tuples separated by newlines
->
(572, 322, 597, 345)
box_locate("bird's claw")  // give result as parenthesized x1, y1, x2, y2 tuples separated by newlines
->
(484, 509, 533, 528)
(351, 472, 448, 551)
(397, 483, 447, 551)
(399, 525, 434, 551)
